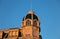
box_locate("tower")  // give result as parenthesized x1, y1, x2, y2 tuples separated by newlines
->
(21, 11, 41, 39)
(0, 10, 42, 39)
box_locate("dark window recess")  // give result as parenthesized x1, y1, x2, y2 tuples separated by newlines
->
(2, 32, 8, 38)
(25, 14, 32, 19)
(18, 32, 22, 37)
(33, 14, 38, 20)
(26, 20, 31, 26)
(33, 21, 37, 26)
(39, 35, 42, 39)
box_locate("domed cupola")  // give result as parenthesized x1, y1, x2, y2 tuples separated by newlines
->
(22, 11, 40, 28)
(22, 11, 39, 21)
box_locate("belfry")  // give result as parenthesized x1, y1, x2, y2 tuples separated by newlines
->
(0, 11, 42, 39)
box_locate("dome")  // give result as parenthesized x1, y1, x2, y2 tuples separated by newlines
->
(22, 11, 38, 21)
(33, 14, 38, 20)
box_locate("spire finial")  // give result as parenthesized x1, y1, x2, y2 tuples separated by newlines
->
(30, 0, 32, 10)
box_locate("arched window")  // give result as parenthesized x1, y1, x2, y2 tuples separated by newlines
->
(3, 32, 8, 38)
(33, 21, 37, 26)
(19, 32, 22, 37)
(26, 20, 31, 26)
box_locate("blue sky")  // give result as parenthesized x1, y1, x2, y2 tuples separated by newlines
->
(0, 0, 60, 39)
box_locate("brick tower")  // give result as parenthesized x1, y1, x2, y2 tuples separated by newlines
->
(21, 11, 42, 39)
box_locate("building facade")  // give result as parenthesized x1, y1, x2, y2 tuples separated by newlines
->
(0, 11, 42, 39)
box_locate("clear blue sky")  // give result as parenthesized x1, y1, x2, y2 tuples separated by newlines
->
(0, 0, 60, 39)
